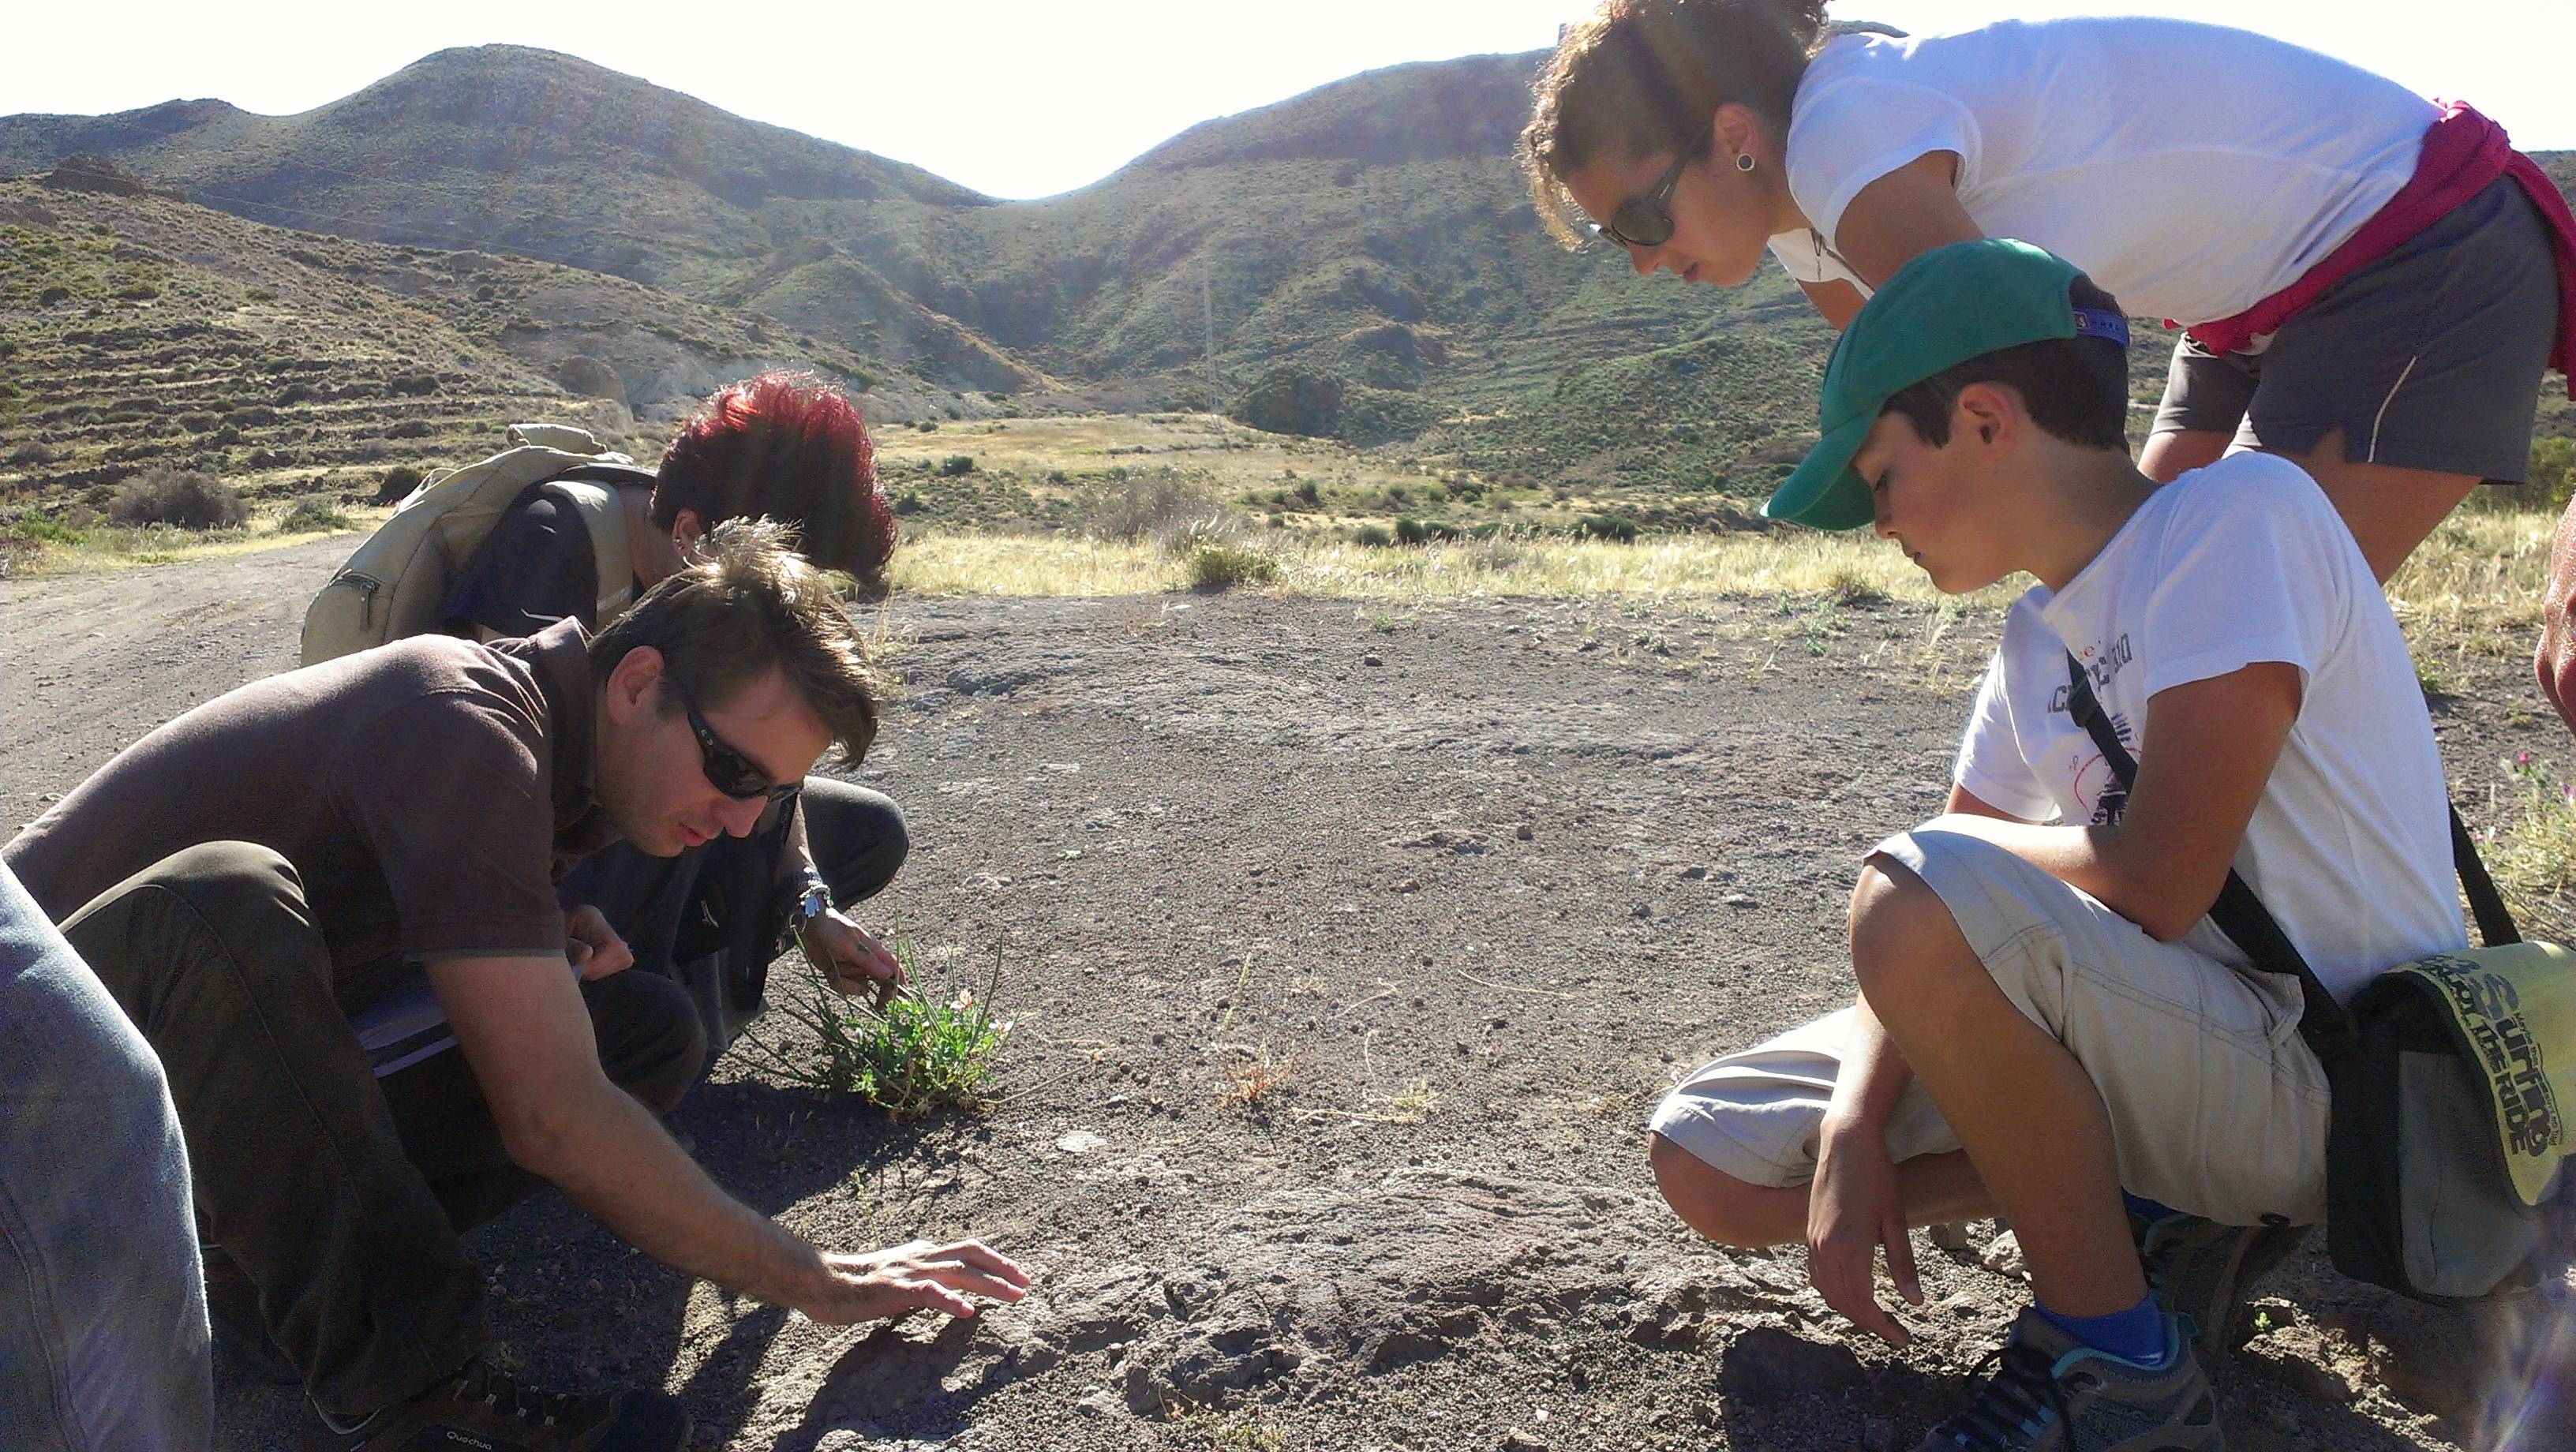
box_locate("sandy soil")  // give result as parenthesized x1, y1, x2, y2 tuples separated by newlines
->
(3, 541, 2570, 1452)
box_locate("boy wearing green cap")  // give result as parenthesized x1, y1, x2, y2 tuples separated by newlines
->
(1646, 239, 2469, 1448)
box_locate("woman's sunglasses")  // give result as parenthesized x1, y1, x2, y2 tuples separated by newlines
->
(680, 695, 801, 804)
(1589, 136, 1712, 250)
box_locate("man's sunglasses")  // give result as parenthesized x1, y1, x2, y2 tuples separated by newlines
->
(1589, 137, 1710, 250)
(680, 696, 800, 805)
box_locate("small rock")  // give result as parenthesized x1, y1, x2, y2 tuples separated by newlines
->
(1721, 893, 1760, 908)
(1981, 1229, 2027, 1279)
(1395, 878, 1421, 893)
(1679, 865, 1709, 880)
(1057, 1131, 1108, 1154)
(1515, 822, 1534, 840)
(1076, 1385, 1122, 1417)
(1928, 1222, 1975, 1252)
(1363, 653, 1385, 667)
(1501, 1431, 1550, 1452)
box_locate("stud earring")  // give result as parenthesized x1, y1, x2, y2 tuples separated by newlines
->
(1735, 153, 1756, 172)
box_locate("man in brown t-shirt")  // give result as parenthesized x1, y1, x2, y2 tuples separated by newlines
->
(6, 523, 1029, 1452)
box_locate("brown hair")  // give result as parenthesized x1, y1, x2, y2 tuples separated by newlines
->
(589, 518, 882, 766)
(1520, 0, 1829, 247)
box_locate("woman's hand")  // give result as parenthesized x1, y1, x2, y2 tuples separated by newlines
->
(1807, 1112, 1922, 1347)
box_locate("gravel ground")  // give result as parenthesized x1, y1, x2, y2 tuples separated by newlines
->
(4, 542, 2570, 1452)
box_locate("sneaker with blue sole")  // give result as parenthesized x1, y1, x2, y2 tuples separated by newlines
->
(1915, 1307, 2222, 1451)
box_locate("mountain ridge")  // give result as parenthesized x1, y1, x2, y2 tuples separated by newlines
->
(4, 44, 2568, 511)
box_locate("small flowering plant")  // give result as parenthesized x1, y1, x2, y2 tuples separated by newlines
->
(747, 924, 1014, 1118)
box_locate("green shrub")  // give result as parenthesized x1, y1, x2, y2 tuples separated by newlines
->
(1078, 470, 1214, 542)
(939, 454, 975, 476)
(107, 466, 247, 530)
(384, 372, 440, 397)
(379, 464, 426, 501)
(742, 930, 1013, 1118)
(1576, 513, 1642, 543)
(1185, 541, 1282, 590)
(1351, 523, 1395, 548)
(274, 496, 355, 534)
(2529, 436, 2575, 515)
(5, 513, 85, 544)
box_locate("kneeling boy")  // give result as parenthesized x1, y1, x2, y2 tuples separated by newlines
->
(1649, 240, 2467, 1449)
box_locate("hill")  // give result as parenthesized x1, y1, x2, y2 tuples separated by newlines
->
(0, 155, 960, 511)
(3, 47, 2571, 515)
(0, 47, 1748, 393)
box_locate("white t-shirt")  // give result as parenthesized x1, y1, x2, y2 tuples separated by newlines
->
(1766, 17, 2436, 324)
(1951, 452, 2464, 1003)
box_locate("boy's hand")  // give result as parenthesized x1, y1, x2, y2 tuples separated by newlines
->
(1808, 1114, 1921, 1347)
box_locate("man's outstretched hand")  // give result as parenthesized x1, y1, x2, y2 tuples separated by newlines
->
(794, 1239, 1033, 1324)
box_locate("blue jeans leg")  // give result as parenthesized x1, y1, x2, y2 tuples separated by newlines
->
(0, 860, 210, 1452)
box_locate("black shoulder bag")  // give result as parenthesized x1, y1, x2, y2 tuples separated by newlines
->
(2065, 653, 2571, 1304)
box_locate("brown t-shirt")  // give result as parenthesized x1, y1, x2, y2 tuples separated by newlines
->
(4, 619, 618, 984)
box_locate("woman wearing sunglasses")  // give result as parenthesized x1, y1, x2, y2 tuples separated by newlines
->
(1522, 0, 2573, 583)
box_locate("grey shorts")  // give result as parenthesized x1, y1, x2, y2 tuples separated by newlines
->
(2151, 176, 2561, 483)
(1648, 820, 2334, 1226)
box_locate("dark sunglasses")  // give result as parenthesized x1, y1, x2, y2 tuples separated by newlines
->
(1589, 136, 1711, 250)
(680, 696, 800, 805)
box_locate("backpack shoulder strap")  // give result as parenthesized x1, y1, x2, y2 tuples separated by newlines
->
(2063, 653, 2361, 1060)
(541, 462, 656, 627)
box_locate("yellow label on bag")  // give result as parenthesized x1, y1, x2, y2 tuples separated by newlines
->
(2389, 941, 2576, 1206)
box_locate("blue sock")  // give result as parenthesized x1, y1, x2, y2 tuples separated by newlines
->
(2038, 1293, 2172, 1367)
(2122, 1191, 2180, 1225)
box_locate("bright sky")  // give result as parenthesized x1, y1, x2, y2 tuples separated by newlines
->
(9, 2, 2570, 200)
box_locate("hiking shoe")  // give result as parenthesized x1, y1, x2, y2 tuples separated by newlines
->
(2132, 1208, 2309, 1366)
(301, 1359, 691, 1452)
(1914, 1307, 2221, 1451)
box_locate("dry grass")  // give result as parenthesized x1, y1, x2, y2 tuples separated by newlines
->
(1219, 1041, 1298, 1107)
(889, 500, 2562, 638)
(9, 500, 389, 575)
(2481, 751, 2576, 946)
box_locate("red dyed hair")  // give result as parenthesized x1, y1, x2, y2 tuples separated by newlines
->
(651, 372, 894, 585)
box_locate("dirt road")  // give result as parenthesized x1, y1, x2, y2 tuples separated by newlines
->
(3, 543, 2566, 1451)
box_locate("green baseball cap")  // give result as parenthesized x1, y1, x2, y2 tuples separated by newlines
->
(1762, 239, 2129, 531)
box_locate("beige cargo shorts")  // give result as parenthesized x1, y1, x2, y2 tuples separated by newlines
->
(1649, 821, 2334, 1226)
